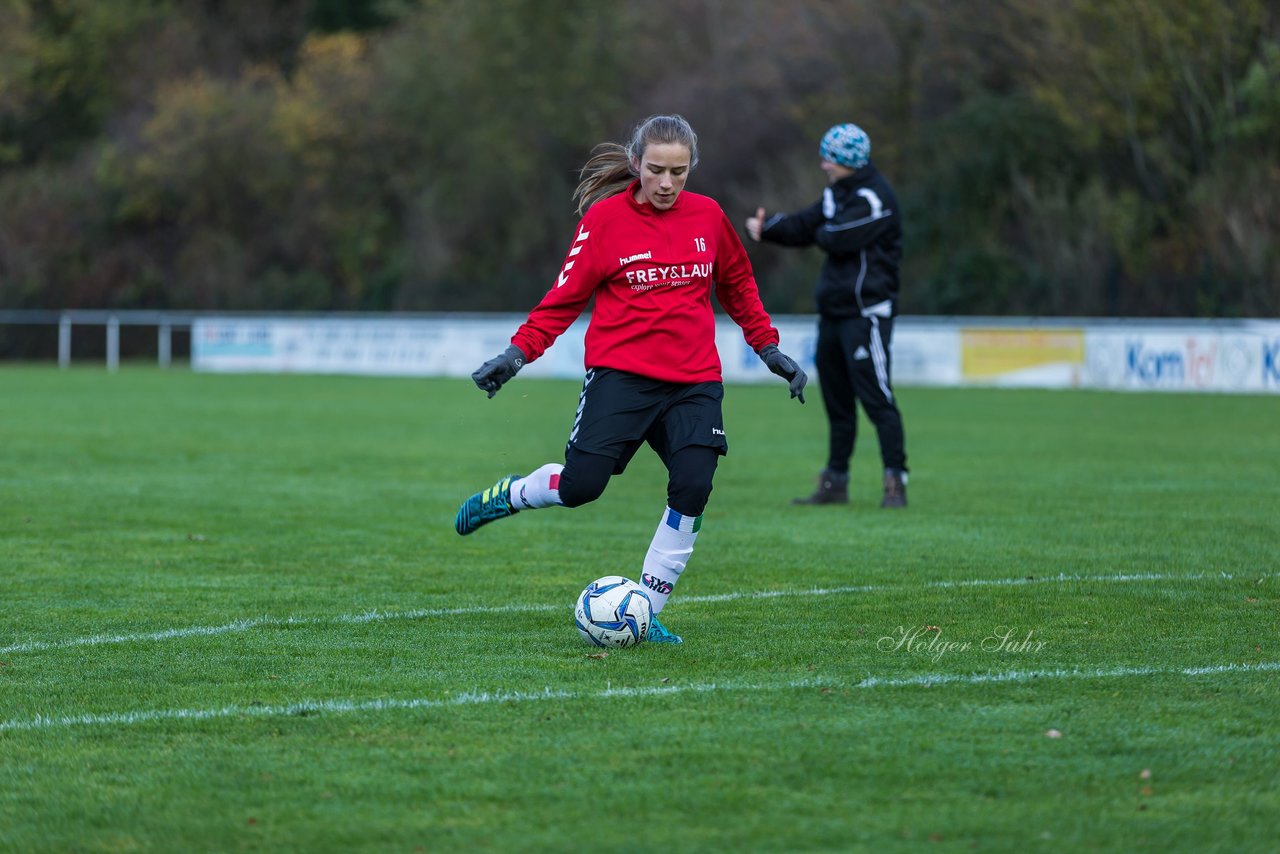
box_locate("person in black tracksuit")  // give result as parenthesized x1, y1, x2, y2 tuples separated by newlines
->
(746, 122, 909, 508)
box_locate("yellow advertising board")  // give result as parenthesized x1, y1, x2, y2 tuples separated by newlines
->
(961, 328, 1085, 382)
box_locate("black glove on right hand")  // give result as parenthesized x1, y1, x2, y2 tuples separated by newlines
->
(758, 344, 808, 404)
(471, 345, 526, 398)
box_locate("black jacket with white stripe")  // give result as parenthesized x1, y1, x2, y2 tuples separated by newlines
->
(760, 163, 901, 320)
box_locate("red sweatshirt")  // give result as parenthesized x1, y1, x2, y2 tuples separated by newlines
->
(510, 182, 780, 383)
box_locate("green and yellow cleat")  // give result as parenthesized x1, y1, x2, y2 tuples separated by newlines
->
(454, 475, 520, 536)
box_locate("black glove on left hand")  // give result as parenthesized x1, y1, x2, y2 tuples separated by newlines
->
(471, 344, 526, 398)
(758, 344, 807, 403)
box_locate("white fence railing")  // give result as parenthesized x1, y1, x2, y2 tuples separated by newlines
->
(4, 310, 1279, 394)
(0, 310, 199, 370)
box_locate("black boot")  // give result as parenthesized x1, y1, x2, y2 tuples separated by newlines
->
(793, 469, 849, 505)
(881, 469, 907, 508)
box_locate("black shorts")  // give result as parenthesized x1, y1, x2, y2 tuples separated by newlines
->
(566, 368, 728, 474)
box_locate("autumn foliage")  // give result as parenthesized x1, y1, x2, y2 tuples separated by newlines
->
(1, 0, 1277, 317)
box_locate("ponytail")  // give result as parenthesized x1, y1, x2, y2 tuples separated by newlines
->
(572, 143, 633, 216)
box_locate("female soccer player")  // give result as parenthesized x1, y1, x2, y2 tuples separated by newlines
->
(454, 114, 806, 644)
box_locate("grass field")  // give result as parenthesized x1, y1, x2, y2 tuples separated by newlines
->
(2, 365, 1277, 852)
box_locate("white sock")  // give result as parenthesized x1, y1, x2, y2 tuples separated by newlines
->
(509, 463, 564, 510)
(640, 507, 701, 614)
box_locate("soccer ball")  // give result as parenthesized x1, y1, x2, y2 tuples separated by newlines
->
(574, 576, 653, 648)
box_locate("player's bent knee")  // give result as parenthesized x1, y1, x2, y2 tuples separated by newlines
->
(557, 468, 609, 508)
(559, 448, 618, 508)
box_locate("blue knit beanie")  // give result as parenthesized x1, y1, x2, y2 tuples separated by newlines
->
(819, 123, 870, 169)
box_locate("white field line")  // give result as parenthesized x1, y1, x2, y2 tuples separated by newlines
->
(1, 570, 1261, 656)
(2, 660, 1276, 734)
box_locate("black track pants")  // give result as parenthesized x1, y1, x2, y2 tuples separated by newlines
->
(815, 314, 907, 472)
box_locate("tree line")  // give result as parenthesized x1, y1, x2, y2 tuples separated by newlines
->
(1, 0, 1277, 326)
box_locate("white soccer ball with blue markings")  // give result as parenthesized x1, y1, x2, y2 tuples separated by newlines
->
(574, 576, 653, 648)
